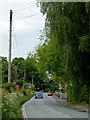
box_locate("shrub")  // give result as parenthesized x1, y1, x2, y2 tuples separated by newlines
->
(44, 88, 50, 92)
(61, 88, 65, 93)
(24, 82, 31, 89)
(2, 89, 35, 119)
(2, 83, 12, 92)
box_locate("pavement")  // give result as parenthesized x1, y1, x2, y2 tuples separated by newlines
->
(53, 95, 89, 113)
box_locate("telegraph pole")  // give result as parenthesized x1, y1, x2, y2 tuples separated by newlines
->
(23, 69, 25, 90)
(8, 10, 13, 83)
(23, 62, 26, 89)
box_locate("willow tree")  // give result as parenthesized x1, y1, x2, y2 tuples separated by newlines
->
(37, 2, 90, 103)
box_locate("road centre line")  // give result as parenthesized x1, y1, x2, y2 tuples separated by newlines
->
(57, 112, 63, 114)
(43, 103, 71, 118)
(22, 95, 71, 119)
(56, 111, 71, 118)
(48, 107, 55, 111)
(46, 106, 71, 118)
(65, 115, 71, 118)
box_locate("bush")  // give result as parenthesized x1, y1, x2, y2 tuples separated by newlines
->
(2, 89, 35, 119)
(43, 88, 50, 92)
(61, 88, 65, 93)
(2, 89, 9, 98)
(11, 82, 17, 90)
(31, 84, 36, 90)
(67, 84, 87, 104)
(24, 82, 31, 89)
(2, 83, 12, 92)
(2, 82, 17, 92)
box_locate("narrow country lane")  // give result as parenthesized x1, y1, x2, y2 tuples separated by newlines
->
(22, 93, 88, 118)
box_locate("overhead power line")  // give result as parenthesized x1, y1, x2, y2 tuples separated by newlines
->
(13, 25, 20, 56)
(14, 13, 40, 20)
(14, 5, 37, 17)
(14, 3, 36, 13)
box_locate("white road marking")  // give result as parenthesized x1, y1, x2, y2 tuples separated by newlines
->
(44, 104, 71, 118)
(22, 104, 28, 119)
(30, 97, 33, 101)
(48, 107, 56, 111)
(30, 96, 35, 101)
(22, 94, 71, 119)
(57, 112, 63, 114)
(65, 115, 71, 118)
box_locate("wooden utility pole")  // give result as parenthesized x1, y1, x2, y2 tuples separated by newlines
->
(23, 70, 25, 90)
(8, 10, 13, 83)
(23, 63, 26, 89)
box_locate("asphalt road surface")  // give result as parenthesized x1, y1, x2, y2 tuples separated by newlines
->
(22, 93, 88, 118)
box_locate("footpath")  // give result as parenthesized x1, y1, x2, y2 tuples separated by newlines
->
(53, 95, 89, 113)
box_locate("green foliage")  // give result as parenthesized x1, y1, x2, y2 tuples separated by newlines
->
(1, 54, 48, 91)
(37, 2, 90, 104)
(2, 89, 35, 119)
(67, 84, 87, 104)
(44, 88, 50, 92)
(79, 34, 90, 53)
(24, 82, 31, 89)
(1, 57, 8, 83)
(2, 83, 12, 92)
(1, 2, 90, 105)
(61, 88, 65, 93)
(11, 57, 25, 82)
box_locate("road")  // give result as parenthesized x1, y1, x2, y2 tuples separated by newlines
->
(22, 93, 88, 118)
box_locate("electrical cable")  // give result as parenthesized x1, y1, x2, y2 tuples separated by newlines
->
(14, 13, 40, 20)
(14, 6, 37, 17)
(14, 12, 44, 23)
(13, 14, 44, 35)
(13, 25, 20, 57)
(11, 4, 45, 58)
(14, 3, 36, 13)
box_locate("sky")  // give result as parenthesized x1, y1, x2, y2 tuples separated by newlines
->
(0, 0, 45, 60)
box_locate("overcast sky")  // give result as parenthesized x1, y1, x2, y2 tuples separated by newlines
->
(0, 0, 45, 60)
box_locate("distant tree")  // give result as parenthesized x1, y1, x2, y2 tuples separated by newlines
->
(1, 57, 8, 83)
(11, 57, 25, 85)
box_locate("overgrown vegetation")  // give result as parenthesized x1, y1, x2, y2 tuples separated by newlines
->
(2, 88, 35, 119)
(1, 54, 55, 91)
(1, 3, 90, 119)
(35, 2, 90, 104)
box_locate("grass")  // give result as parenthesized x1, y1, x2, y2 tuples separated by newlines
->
(80, 102, 90, 107)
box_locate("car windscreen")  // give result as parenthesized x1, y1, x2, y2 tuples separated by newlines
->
(36, 92, 43, 95)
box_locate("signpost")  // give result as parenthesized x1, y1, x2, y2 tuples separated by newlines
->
(16, 85, 20, 90)
(59, 84, 61, 89)
(29, 84, 31, 88)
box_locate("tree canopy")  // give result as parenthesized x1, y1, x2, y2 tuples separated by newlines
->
(35, 2, 90, 103)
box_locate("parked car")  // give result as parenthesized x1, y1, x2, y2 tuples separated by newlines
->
(48, 92, 53, 96)
(35, 92, 43, 99)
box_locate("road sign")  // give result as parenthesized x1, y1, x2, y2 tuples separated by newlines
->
(16, 85, 20, 90)
(59, 84, 61, 89)
(29, 85, 31, 88)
